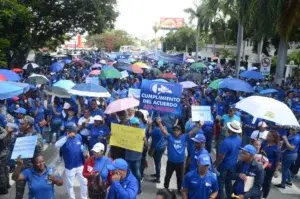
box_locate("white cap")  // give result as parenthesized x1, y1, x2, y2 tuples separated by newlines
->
(258, 121, 268, 128)
(92, 143, 105, 153)
(63, 102, 71, 109)
(93, 115, 103, 121)
(99, 60, 107, 65)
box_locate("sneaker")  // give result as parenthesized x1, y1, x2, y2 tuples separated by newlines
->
(286, 181, 293, 186)
(275, 184, 286, 189)
(151, 179, 161, 183)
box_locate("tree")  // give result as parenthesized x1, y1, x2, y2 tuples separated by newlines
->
(152, 23, 160, 48)
(87, 30, 135, 52)
(0, 0, 118, 68)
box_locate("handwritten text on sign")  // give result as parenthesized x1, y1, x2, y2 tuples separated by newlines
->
(11, 135, 38, 159)
(110, 124, 145, 152)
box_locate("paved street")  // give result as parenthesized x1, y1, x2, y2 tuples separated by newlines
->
(2, 145, 300, 199)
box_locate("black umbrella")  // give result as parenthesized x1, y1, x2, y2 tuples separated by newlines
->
(181, 73, 202, 81)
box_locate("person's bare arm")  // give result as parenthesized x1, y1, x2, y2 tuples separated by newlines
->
(188, 122, 201, 138)
(214, 154, 225, 167)
(12, 157, 25, 181)
(156, 117, 168, 136)
(282, 136, 296, 150)
(181, 188, 188, 199)
(210, 191, 218, 199)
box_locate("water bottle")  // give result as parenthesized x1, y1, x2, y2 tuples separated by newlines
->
(47, 167, 54, 184)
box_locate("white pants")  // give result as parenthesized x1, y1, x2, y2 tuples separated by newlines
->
(65, 165, 88, 199)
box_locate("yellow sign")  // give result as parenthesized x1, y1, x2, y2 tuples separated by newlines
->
(110, 123, 145, 152)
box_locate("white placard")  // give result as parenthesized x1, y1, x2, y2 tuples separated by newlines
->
(191, 106, 213, 122)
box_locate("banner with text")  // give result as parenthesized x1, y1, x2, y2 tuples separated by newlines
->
(11, 135, 38, 159)
(155, 51, 184, 64)
(110, 123, 145, 152)
(140, 80, 182, 114)
(192, 106, 213, 122)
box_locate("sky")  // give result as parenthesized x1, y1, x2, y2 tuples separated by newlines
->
(115, 0, 197, 40)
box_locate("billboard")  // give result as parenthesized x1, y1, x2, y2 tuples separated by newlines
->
(160, 18, 184, 30)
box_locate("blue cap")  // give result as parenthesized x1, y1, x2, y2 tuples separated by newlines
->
(65, 122, 77, 132)
(191, 133, 206, 143)
(130, 117, 140, 125)
(196, 154, 211, 166)
(240, 145, 256, 156)
(107, 158, 128, 170)
(14, 107, 26, 114)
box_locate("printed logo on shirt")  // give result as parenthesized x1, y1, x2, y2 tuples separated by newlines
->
(191, 181, 199, 184)
(123, 185, 127, 189)
(205, 182, 212, 187)
(76, 141, 81, 145)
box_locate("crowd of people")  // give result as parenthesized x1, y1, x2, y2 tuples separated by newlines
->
(0, 53, 299, 199)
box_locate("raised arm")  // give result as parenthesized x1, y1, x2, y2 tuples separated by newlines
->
(156, 117, 168, 136)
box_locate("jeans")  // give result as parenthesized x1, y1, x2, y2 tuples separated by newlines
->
(140, 147, 147, 178)
(242, 131, 250, 146)
(281, 153, 298, 185)
(218, 168, 233, 199)
(164, 161, 184, 191)
(291, 152, 300, 176)
(127, 159, 142, 192)
(205, 132, 213, 153)
(262, 169, 275, 198)
(153, 148, 165, 180)
(49, 121, 62, 143)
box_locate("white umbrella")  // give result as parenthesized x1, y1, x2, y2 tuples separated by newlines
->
(235, 96, 299, 126)
(239, 66, 246, 71)
(23, 63, 39, 70)
(28, 74, 49, 85)
(186, 58, 195, 63)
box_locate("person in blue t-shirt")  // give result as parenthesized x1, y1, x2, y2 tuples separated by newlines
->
(214, 120, 242, 199)
(275, 127, 300, 188)
(89, 115, 110, 152)
(182, 154, 219, 199)
(90, 99, 104, 117)
(157, 116, 201, 194)
(55, 123, 88, 199)
(12, 154, 63, 199)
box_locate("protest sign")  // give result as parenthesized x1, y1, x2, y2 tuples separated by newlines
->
(85, 76, 99, 85)
(128, 88, 141, 99)
(260, 57, 271, 75)
(140, 80, 182, 114)
(110, 123, 145, 152)
(192, 106, 213, 122)
(121, 70, 129, 79)
(11, 135, 38, 159)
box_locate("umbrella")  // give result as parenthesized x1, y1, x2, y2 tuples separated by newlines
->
(91, 64, 102, 69)
(44, 86, 72, 98)
(0, 81, 28, 100)
(133, 62, 150, 69)
(208, 79, 223, 89)
(259, 89, 278, 95)
(104, 98, 140, 114)
(28, 74, 49, 85)
(63, 58, 72, 64)
(0, 74, 7, 81)
(240, 70, 264, 80)
(182, 73, 202, 81)
(69, 83, 111, 98)
(50, 62, 64, 72)
(53, 80, 75, 90)
(153, 79, 168, 83)
(23, 63, 39, 70)
(250, 66, 258, 71)
(235, 96, 299, 126)
(180, 81, 197, 89)
(219, 78, 253, 93)
(89, 70, 101, 76)
(186, 58, 195, 63)
(240, 67, 246, 71)
(212, 56, 219, 60)
(190, 63, 207, 70)
(158, 60, 164, 67)
(99, 67, 122, 79)
(0, 69, 20, 81)
(11, 68, 23, 73)
(8, 82, 30, 93)
(129, 65, 143, 74)
(158, 73, 176, 79)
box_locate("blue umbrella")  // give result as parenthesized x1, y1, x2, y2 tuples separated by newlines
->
(50, 62, 64, 72)
(68, 83, 111, 97)
(153, 79, 168, 83)
(0, 69, 20, 81)
(53, 80, 75, 90)
(63, 58, 72, 64)
(259, 89, 278, 95)
(219, 78, 254, 93)
(158, 60, 164, 67)
(8, 82, 30, 93)
(0, 81, 29, 99)
(240, 70, 264, 80)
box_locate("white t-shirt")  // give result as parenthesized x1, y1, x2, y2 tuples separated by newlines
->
(78, 116, 94, 136)
(250, 130, 269, 140)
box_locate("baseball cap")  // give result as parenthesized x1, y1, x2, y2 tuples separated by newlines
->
(196, 154, 211, 166)
(93, 115, 103, 121)
(191, 133, 206, 143)
(63, 102, 71, 109)
(240, 144, 256, 156)
(107, 158, 128, 171)
(258, 121, 268, 128)
(14, 107, 26, 115)
(130, 117, 140, 125)
(65, 122, 77, 132)
(91, 143, 105, 153)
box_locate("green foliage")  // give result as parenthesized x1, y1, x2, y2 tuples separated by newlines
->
(288, 50, 300, 65)
(220, 48, 235, 58)
(87, 30, 135, 52)
(0, 0, 118, 67)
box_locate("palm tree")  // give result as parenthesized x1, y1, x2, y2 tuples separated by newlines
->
(152, 23, 159, 48)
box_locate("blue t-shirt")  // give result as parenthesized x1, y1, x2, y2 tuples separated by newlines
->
(234, 164, 250, 195)
(30, 106, 45, 123)
(183, 169, 219, 199)
(89, 125, 110, 149)
(167, 133, 188, 163)
(150, 127, 167, 150)
(218, 135, 242, 170)
(261, 141, 281, 170)
(22, 168, 55, 199)
(283, 134, 300, 154)
(94, 156, 112, 182)
(90, 108, 104, 117)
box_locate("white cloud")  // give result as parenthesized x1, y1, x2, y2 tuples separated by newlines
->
(115, 0, 197, 40)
